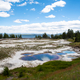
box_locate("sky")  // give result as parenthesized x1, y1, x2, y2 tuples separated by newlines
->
(0, 0, 80, 34)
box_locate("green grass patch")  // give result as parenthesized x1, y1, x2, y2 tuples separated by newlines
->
(1, 58, 80, 80)
(67, 39, 74, 42)
(69, 42, 80, 48)
(36, 61, 72, 72)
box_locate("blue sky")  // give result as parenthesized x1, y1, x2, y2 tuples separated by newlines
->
(0, 0, 80, 34)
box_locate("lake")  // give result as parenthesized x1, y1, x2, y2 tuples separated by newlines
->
(21, 34, 51, 38)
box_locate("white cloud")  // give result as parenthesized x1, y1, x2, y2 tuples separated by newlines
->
(1, 20, 80, 34)
(45, 14, 55, 18)
(55, 0, 57, 1)
(11, 10, 13, 12)
(30, 8, 35, 11)
(21, 19, 29, 22)
(14, 19, 22, 23)
(9, 10, 14, 15)
(17, 2, 27, 6)
(41, 0, 66, 13)
(0, 0, 11, 11)
(35, 1, 39, 4)
(0, 12, 10, 17)
(29, 0, 34, 4)
(29, 0, 39, 4)
(14, 19, 29, 23)
(5, 0, 19, 3)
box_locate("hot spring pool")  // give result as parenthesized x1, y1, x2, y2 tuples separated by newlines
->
(68, 56, 78, 59)
(57, 53, 66, 55)
(21, 51, 77, 61)
(63, 51, 76, 54)
(21, 53, 60, 61)
(57, 51, 76, 55)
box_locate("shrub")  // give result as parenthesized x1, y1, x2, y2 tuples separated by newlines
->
(2, 67, 10, 76)
(37, 65, 43, 72)
(18, 70, 24, 78)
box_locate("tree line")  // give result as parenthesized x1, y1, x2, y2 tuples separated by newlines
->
(0, 33, 22, 38)
(35, 29, 80, 42)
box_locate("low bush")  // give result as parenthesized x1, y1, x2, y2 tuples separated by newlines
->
(2, 67, 10, 76)
(18, 71, 24, 78)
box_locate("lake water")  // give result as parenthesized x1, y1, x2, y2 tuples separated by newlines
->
(21, 34, 51, 38)
(22, 35, 36, 38)
(21, 53, 59, 61)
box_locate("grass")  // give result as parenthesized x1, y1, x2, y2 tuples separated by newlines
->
(67, 39, 74, 42)
(0, 47, 12, 60)
(69, 42, 80, 48)
(0, 58, 80, 80)
(67, 39, 80, 48)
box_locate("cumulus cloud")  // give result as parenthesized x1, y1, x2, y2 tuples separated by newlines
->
(1, 20, 80, 34)
(0, 12, 10, 17)
(0, 0, 19, 17)
(0, 0, 11, 11)
(17, 2, 27, 6)
(14, 19, 29, 23)
(41, 0, 66, 13)
(29, 0, 33, 4)
(21, 19, 29, 22)
(35, 1, 39, 4)
(45, 14, 55, 18)
(5, 0, 19, 3)
(29, 0, 39, 4)
(30, 8, 35, 11)
(14, 19, 22, 23)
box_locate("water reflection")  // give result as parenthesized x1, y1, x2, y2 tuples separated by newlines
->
(21, 53, 59, 61)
